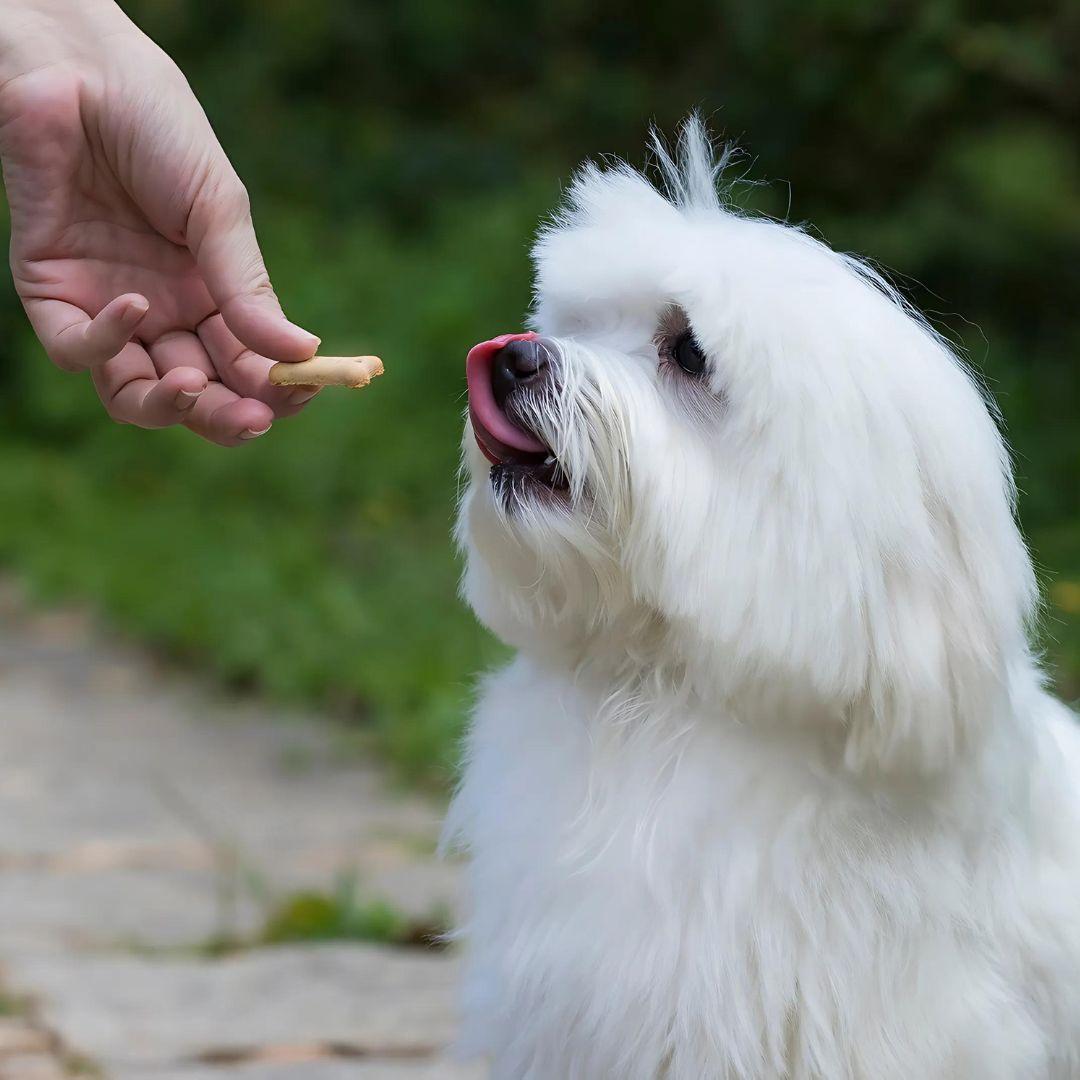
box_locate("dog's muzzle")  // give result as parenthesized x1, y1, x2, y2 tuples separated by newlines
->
(466, 333, 557, 466)
(466, 333, 568, 496)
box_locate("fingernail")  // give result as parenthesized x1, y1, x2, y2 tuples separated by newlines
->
(286, 388, 319, 405)
(239, 425, 271, 441)
(175, 389, 202, 411)
(125, 297, 150, 319)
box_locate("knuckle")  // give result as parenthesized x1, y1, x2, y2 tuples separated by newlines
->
(49, 323, 110, 372)
(199, 170, 250, 221)
(138, 388, 179, 429)
(219, 256, 275, 308)
(246, 271, 275, 299)
(49, 349, 83, 374)
(185, 166, 251, 247)
(100, 395, 127, 424)
(228, 181, 252, 217)
(50, 336, 90, 372)
(0, 67, 83, 129)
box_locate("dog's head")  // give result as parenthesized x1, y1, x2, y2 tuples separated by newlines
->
(458, 119, 1037, 771)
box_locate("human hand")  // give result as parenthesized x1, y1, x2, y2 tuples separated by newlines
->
(0, 0, 320, 445)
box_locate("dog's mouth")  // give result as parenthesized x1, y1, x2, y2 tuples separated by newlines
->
(466, 333, 569, 493)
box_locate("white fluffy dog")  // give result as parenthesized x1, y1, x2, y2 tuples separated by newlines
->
(446, 119, 1080, 1078)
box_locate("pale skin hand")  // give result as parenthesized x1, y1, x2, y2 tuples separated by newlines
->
(0, 0, 321, 445)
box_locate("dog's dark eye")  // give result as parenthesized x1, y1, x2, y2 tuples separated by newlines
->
(672, 332, 708, 376)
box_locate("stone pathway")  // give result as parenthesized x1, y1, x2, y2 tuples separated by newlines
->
(0, 584, 481, 1079)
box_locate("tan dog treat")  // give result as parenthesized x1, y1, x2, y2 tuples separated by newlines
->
(269, 355, 384, 389)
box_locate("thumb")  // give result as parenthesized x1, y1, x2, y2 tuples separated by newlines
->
(188, 170, 319, 362)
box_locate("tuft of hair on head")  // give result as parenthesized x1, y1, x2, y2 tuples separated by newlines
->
(541, 115, 741, 244)
(647, 113, 738, 213)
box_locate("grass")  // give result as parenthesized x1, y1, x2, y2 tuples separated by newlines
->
(61, 1052, 105, 1079)
(0, 988, 30, 1017)
(257, 877, 450, 951)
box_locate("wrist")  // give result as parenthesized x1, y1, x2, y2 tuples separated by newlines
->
(0, 0, 139, 85)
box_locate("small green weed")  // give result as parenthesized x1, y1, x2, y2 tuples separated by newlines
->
(258, 875, 450, 950)
(0, 988, 30, 1016)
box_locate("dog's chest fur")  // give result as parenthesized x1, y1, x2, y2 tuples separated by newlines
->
(447, 656, 1080, 1080)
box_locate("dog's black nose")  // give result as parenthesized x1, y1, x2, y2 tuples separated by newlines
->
(492, 339, 549, 410)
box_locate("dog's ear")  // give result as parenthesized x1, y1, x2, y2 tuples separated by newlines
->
(842, 465, 1038, 774)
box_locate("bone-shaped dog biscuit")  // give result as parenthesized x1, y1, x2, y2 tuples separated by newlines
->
(269, 355, 384, 389)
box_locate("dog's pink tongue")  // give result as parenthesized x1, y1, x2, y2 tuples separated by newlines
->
(466, 333, 548, 457)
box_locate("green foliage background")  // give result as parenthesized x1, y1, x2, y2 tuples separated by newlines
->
(0, 0, 1077, 783)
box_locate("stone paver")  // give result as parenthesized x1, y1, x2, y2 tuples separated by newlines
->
(0, 1054, 67, 1080)
(0, 1018, 53, 1055)
(10, 946, 461, 1065)
(130, 1063, 480, 1080)
(0, 584, 481, 1078)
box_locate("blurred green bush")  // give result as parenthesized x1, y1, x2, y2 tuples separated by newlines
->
(0, 0, 1076, 783)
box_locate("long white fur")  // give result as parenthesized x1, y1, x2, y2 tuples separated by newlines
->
(447, 117, 1080, 1078)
